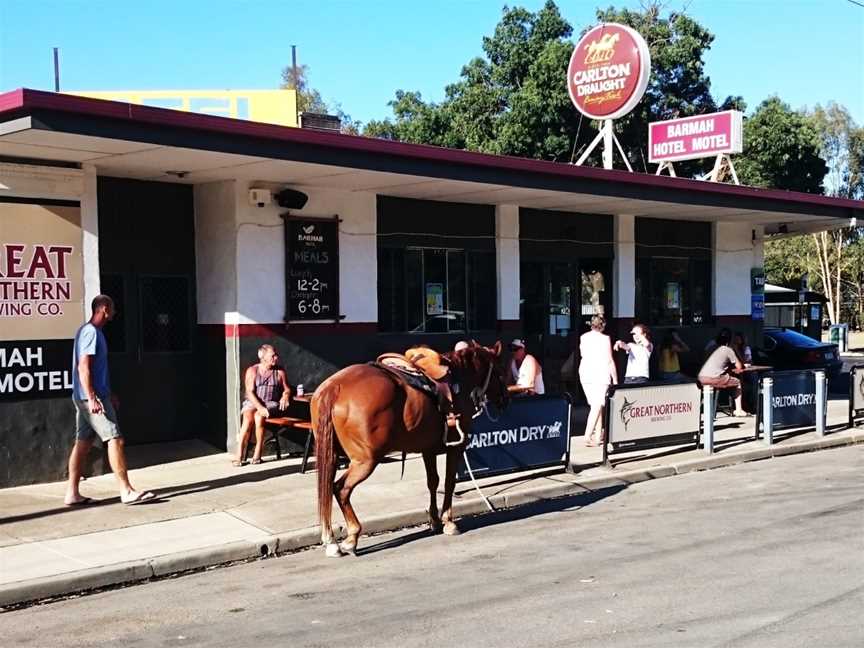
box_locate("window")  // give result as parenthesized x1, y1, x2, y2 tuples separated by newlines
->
(140, 276, 191, 352)
(378, 247, 496, 333)
(636, 257, 711, 326)
(635, 218, 712, 327)
(377, 196, 496, 334)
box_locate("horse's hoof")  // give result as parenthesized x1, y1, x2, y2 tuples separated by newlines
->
(442, 522, 461, 536)
(338, 543, 357, 556)
(429, 521, 443, 535)
(324, 543, 343, 558)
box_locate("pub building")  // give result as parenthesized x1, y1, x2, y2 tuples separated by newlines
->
(0, 88, 861, 487)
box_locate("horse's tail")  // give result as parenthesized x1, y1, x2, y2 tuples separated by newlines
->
(314, 382, 340, 542)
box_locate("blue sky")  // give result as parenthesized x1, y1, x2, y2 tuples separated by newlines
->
(1, 0, 862, 126)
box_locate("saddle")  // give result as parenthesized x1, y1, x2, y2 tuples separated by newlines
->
(373, 347, 464, 447)
(374, 351, 442, 401)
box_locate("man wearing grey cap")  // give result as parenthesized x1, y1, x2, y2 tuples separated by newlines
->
(507, 338, 545, 396)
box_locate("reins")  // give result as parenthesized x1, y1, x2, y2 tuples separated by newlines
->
(447, 357, 496, 447)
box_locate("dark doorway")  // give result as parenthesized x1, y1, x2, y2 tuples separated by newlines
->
(520, 259, 612, 396)
(97, 177, 200, 445)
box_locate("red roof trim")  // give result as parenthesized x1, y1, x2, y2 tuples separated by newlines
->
(2, 88, 862, 213)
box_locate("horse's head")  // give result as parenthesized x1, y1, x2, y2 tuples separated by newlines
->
(446, 340, 509, 415)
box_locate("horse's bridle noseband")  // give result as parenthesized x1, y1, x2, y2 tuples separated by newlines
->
(447, 358, 497, 447)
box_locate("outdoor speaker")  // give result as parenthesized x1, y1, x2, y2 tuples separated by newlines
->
(275, 188, 309, 210)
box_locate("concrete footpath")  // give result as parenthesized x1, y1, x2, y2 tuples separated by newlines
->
(1, 397, 861, 609)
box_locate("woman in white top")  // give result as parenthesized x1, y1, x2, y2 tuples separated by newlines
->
(507, 339, 545, 395)
(614, 323, 653, 383)
(578, 315, 618, 447)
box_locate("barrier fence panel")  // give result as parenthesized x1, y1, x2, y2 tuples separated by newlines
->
(456, 395, 571, 482)
(757, 369, 827, 441)
(849, 365, 864, 427)
(603, 381, 702, 464)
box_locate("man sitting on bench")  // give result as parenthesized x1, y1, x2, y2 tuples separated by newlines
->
(234, 344, 292, 466)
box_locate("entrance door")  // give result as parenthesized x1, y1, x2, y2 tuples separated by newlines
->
(520, 260, 612, 396)
(98, 178, 200, 445)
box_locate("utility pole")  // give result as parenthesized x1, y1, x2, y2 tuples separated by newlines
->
(53, 47, 60, 92)
(291, 45, 299, 125)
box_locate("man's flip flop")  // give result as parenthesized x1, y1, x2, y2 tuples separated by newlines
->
(122, 491, 156, 505)
(64, 497, 96, 507)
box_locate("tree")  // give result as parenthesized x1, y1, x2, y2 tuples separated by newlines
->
(362, 1, 732, 172)
(735, 97, 828, 193)
(280, 63, 360, 134)
(809, 102, 864, 200)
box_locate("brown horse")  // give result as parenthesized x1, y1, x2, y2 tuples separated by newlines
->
(311, 341, 508, 557)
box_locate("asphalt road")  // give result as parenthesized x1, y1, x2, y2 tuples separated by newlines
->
(3, 446, 863, 648)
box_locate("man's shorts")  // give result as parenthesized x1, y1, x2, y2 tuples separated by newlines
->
(74, 398, 122, 442)
(241, 400, 284, 417)
(698, 374, 741, 389)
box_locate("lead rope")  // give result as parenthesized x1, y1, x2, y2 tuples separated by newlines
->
(462, 450, 495, 512)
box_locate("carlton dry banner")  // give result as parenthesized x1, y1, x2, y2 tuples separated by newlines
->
(649, 111, 743, 163)
(284, 216, 340, 322)
(606, 381, 702, 444)
(456, 395, 571, 481)
(0, 202, 83, 400)
(567, 23, 651, 120)
(764, 370, 822, 429)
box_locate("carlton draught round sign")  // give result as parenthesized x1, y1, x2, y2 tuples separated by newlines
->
(567, 23, 651, 120)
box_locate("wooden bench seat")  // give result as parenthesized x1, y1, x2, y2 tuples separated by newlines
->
(264, 417, 314, 473)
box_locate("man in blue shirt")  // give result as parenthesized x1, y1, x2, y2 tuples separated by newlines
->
(65, 294, 154, 506)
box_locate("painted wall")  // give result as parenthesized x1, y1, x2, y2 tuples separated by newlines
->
(192, 180, 379, 452)
(0, 163, 108, 487)
(233, 181, 377, 325)
(496, 204, 519, 322)
(713, 222, 757, 316)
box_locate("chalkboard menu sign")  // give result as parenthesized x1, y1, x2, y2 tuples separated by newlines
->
(283, 215, 340, 321)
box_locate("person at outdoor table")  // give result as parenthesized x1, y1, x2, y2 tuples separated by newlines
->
(704, 327, 732, 359)
(507, 338, 545, 396)
(614, 324, 653, 384)
(579, 315, 618, 447)
(658, 329, 690, 380)
(698, 330, 749, 417)
(732, 331, 753, 365)
(234, 344, 292, 466)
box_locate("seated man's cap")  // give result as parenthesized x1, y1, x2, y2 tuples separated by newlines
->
(510, 338, 526, 349)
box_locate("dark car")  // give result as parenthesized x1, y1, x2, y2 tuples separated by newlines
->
(754, 328, 842, 380)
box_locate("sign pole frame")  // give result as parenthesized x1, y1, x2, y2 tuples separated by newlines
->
(700, 153, 740, 185)
(575, 120, 633, 171)
(655, 160, 677, 177)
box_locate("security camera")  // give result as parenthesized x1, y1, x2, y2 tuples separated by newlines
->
(249, 189, 272, 208)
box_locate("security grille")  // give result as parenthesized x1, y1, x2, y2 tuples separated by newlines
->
(140, 276, 191, 353)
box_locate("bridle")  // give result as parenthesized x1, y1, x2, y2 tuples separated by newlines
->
(447, 355, 499, 446)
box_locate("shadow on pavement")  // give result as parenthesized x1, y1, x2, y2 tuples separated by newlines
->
(357, 483, 627, 556)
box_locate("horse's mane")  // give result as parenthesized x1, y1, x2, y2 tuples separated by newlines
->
(443, 343, 495, 377)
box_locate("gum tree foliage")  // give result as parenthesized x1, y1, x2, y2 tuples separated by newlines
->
(364, 1, 735, 173)
(280, 63, 361, 134)
(761, 103, 863, 325)
(735, 97, 828, 194)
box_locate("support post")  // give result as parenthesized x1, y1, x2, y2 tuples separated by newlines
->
(655, 161, 677, 176)
(702, 385, 715, 454)
(762, 377, 774, 445)
(815, 370, 826, 436)
(602, 120, 613, 170)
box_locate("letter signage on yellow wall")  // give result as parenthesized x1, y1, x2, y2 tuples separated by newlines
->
(68, 89, 298, 127)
